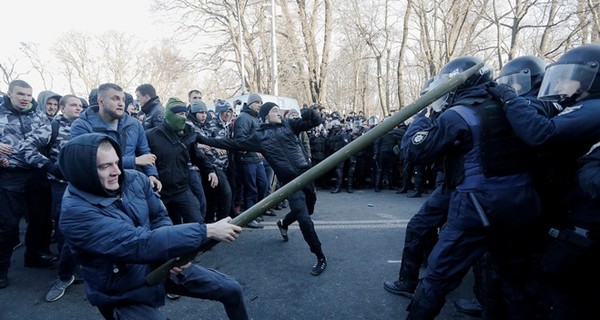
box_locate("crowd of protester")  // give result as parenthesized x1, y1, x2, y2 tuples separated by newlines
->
(1, 42, 599, 320)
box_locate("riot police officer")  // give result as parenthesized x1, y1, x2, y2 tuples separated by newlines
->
(489, 44, 600, 320)
(403, 56, 541, 319)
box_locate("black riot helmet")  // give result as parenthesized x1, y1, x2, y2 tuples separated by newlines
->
(538, 44, 600, 104)
(438, 56, 493, 91)
(496, 56, 546, 97)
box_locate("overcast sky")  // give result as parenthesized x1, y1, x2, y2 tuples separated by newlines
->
(1, 0, 176, 92)
(4, 0, 167, 49)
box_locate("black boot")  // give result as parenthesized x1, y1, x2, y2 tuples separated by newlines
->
(396, 186, 408, 194)
(346, 183, 353, 193)
(406, 286, 445, 320)
(407, 190, 422, 198)
(374, 169, 381, 193)
(331, 185, 342, 194)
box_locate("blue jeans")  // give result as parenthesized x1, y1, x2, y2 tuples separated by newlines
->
(103, 265, 249, 320)
(238, 162, 268, 210)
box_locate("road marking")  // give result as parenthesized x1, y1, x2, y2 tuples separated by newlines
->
(256, 220, 409, 230)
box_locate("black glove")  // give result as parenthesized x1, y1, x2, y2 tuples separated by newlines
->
(487, 83, 518, 104)
(43, 162, 63, 179)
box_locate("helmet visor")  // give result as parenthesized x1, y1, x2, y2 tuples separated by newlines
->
(425, 76, 450, 112)
(496, 70, 531, 96)
(538, 62, 599, 101)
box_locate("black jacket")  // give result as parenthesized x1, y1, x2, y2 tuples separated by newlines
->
(199, 109, 323, 184)
(140, 97, 165, 130)
(232, 105, 262, 164)
(146, 122, 213, 197)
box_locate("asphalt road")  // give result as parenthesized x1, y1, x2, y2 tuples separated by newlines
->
(0, 188, 477, 320)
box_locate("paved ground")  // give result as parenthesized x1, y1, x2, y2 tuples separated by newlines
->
(0, 188, 478, 320)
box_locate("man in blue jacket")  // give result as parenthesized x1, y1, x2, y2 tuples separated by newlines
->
(71, 83, 162, 192)
(58, 133, 248, 320)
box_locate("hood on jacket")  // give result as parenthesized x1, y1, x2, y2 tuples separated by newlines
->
(241, 103, 258, 117)
(88, 89, 99, 109)
(59, 133, 124, 196)
(37, 90, 62, 115)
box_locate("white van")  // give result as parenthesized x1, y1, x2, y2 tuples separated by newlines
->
(224, 93, 301, 114)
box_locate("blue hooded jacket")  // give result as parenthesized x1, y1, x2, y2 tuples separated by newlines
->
(58, 133, 207, 308)
(70, 105, 159, 177)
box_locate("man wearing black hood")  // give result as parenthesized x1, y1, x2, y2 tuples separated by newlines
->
(58, 133, 248, 320)
(197, 102, 328, 276)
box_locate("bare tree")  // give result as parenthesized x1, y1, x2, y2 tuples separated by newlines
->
(0, 58, 26, 88)
(52, 31, 101, 96)
(19, 42, 54, 90)
(397, 0, 413, 109)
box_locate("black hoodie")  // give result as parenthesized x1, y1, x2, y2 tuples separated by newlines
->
(58, 133, 124, 196)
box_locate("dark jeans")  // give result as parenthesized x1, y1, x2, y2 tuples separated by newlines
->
(0, 187, 23, 272)
(189, 169, 207, 218)
(101, 265, 249, 320)
(203, 169, 232, 222)
(162, 188, 203, 224)
(24, 172, 53, 257)
(0, 170, 52, 272)
(49, 181, 77, 281)
(238, 162, 268, 210)
(280, 182, 323, 258)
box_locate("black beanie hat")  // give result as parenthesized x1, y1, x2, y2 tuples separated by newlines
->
(259, 102, 278, 121)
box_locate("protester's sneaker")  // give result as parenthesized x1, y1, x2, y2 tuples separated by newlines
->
(383, 280, 416, 298)
(310, 258, 327, 276)
(166, 293, 181, 300)
(276, 220, 288, 242)
(246, 219, 264, 229)
(45, 275, 75, 302)
(263, 209, 276, 216)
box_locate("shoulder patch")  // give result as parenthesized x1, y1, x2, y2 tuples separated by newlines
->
(411, 131, 429, 145)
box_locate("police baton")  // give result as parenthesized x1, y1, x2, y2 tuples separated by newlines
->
(468, 192, 491, 228)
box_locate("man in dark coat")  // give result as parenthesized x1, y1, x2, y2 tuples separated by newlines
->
(197, 102, 328, 276)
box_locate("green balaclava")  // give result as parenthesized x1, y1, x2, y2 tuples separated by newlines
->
(165, 97, 188, 134)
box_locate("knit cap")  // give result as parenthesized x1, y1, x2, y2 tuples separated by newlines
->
(259, 102, 278, 121)
(286, 108, 299, 118)
(247, 93, 262, 105)
(214, 99, 231, 115)
(165, 97, 188, 132)
(190, 100, 207, 114)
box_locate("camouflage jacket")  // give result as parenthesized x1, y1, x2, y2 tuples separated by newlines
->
(0, 97, 49, 168)
(18, 114, 73, 182)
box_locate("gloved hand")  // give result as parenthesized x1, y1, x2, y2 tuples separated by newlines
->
(43, 162, 64, 179)
(487, 82, 518, 104)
